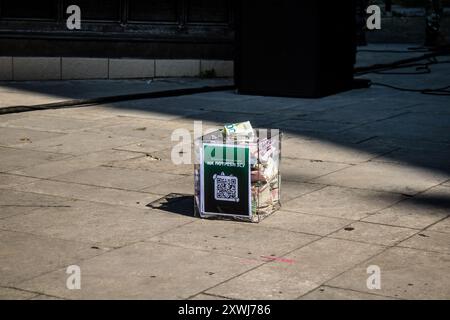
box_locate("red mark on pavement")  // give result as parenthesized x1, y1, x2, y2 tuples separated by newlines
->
(260, 256, 295, 264)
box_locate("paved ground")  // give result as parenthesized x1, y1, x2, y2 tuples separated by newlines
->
(0, 44, 449, 300)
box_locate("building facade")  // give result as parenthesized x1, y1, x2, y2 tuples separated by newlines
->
(0, 0, 235, 80)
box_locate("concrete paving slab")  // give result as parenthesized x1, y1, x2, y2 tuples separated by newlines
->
(198, 97, 299, 115)
(273, 119, 357, 135)
(37, 107, 119, 121)
(10, 132, 142, 156)
(196, 112, 274, 128)
(268, 94, 364, 110)
(0, 189, 76, 219)
(0, 115, 101, 133)
(109, 95, 224, 112)
(0, 189, 47, 220)
(0, 127, 65, 147)
(141, 175, 193, 195)
(282, 158, 350, 182)
(342, 115, 450, 145)
(112, 139, 172, 155)
(9, 149, 140, 179)
(369, 137, 450, 153)
(282, 137, 395, 164)
(398, 230, 450, 255)
(384, 111, 450, 132)
(30, 294, 64, 300)
(362, 186, 450, 229)
(94, 101, 208, 121)
(12, 180, 161, 209)
(0, 173, 40, 189)
(0, 200, 194, 248)
(0, 287, 36, 300)
(107, 153, 193, 176)
(83, 116, 186, 141)
(313, 162, 449, 196)
(206, 238, 384, 300)
(0, 113, 27, 122)
(0, 207, 38, 220)
(283, 186, 404, 220)
(190, 293, 230, 300)
(406, 101, 450, 115)
(259, 210, 352, 237)
(276, 99, 355, 115)
(0, 147, 70, 173)
(17, 241, 262, 300)
(122, 115, 200, 130)
(150, 219, 319, 260)
(330, 221, 418, 246)
(52, 166, 181, 191)
(0, 188, 74, 208)
(0, 230, 99, 286)
(328, 247, 450, 300)
(413, 184, 450, 203)
(300, 102, 417, 125)
(280, 181, 325, 203)
(427, 217, 450, 234)
(299, 286, 395, 300)
(363, 206, 448, 230)
(372, 148, 450, 173)
(88, 116, 195, 140)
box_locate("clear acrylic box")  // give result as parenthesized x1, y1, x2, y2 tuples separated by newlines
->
(194, 128, 282, 223)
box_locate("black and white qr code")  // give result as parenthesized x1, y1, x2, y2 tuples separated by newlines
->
(214, 174, 239, 202)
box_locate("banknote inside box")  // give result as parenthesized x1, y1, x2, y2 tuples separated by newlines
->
(194, 126, 282, 223)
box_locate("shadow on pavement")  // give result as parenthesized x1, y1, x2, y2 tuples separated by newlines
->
(147, 193, 195, 217)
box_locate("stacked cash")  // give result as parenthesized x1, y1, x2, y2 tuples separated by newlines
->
(223, 121, 254, 139)
(250, 135, 281, 220)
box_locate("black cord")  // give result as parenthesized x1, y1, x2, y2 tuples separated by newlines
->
(373, 69, 430, 75)
(368, 58, 450, 75)
(407, 46, 434, 52)
(358, 50, 450, 96)
(354, 46, 450, 75)
(370, 62, 432, 75)
(357, 46, 445, 54)
(422, 85, 450, 96)
(356, 57, 450, 76)
(372, 82, 450, 96)
(357, 49, 427, 54)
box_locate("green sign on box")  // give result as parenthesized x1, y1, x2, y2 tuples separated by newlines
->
(200, 143, 251, 218)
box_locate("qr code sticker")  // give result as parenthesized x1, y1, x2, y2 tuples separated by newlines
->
(213, 172, 239, 202)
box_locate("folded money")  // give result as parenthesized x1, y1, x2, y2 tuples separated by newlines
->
(251, 158, 278, 183)
(250, 137, 276, 165)
(223, 121, 254, 138)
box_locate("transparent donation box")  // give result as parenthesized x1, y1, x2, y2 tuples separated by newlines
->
(194, 129, 282, 223)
